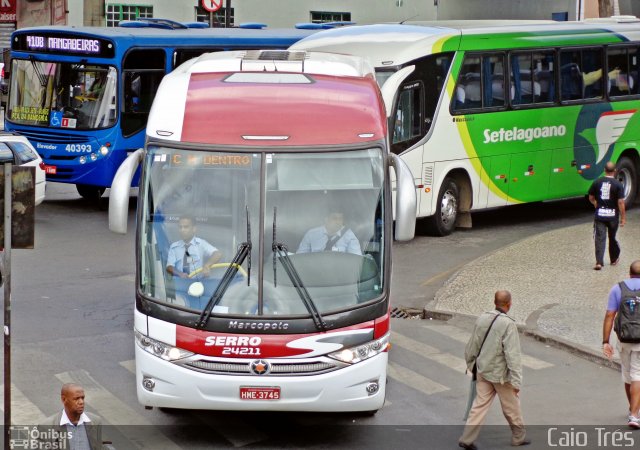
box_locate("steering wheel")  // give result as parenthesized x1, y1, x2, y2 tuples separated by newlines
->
(188, 262, 248, 279)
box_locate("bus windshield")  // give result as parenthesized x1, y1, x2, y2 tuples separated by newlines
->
(8, 60, 117, 130)
(140, 146, 385, 317)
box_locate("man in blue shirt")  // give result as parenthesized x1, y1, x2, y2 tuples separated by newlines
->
(166, 216, 222, 279)
(297, 211, 361, 255)
(602, 260, 640, 429)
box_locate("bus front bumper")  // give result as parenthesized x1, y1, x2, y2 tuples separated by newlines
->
(135, 345, 387, 412)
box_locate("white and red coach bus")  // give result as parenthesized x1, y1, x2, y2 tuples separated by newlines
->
(109, 49, 416, 412)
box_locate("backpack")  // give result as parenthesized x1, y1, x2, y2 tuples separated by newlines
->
(614, 281, 640, 343)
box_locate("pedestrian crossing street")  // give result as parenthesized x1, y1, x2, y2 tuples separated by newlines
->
(1, 319, 556, 448)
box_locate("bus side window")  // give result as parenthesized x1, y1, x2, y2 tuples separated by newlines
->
(560, 50, 583, 101)
(391, 82, 423, 154)
(582, 48, 604, 99)
(608, 46, 638, 97)
(410, 52, 453, 133)
(454, 55, 481, 111)
(560, 48, 604, 101)
(630, 46, 640, 95)
(122, 49, 166, 137)
(173, 48, 224, 69)
(487, 55, 507, 107)
(511, 50, 554, 105)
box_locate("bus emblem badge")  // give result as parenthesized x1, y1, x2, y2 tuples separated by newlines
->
(250, 360, 270, 375)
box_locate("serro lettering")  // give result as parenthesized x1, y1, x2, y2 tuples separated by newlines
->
(204, 336, 261, 347)
(228, 320, 289, 330)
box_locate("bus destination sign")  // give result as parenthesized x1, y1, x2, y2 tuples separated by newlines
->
(13, 33, 115, 58)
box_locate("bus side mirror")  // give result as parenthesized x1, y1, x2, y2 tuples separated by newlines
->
(389, 154, 416, 241)
(109, 149, 143, 234)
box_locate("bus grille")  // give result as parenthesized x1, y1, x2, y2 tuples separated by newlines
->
(17, 130, 91, 144)
(181, 359, 339, 376)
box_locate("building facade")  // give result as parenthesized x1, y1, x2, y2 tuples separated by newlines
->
(64, 1, 625, 28)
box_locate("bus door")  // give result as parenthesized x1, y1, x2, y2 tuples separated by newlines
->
(380, 66, 420, 212)
(121, 49, 166, 139)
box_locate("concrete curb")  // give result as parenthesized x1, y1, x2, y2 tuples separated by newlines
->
(423, 308, 621, 372)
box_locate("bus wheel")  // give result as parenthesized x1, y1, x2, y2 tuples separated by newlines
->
(427, 177, 459, 236)
(76, 184, 106, 201)
(616, 157, 637, 209)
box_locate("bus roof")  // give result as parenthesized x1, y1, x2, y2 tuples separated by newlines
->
(291, 20, 640, 68)
(12, 25, 317, 50)
(147, 50, 386, 147)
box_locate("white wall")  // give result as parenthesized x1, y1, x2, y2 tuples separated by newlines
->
(231, 0, 435, 27)
(68, 0, 84, 26)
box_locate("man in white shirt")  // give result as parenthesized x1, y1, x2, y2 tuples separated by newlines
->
(297, 211, 362, 255)
(44, 383, 104, 450)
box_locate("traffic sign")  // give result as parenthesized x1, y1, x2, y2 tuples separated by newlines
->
(202, 0, 223, 12)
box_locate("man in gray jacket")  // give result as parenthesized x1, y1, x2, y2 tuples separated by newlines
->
(459, 290, 530, 450)
(43, 383, 105, 449)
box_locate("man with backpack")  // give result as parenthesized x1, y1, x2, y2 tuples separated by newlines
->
(602, 260, 640, 428)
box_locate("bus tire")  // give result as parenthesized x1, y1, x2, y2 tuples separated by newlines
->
(616, 156, 637, 208)
(426, 177, 459, 236)
(76, 184, 106, 201)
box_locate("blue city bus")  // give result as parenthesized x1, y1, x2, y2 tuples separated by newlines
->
(5, 19, 317, 200)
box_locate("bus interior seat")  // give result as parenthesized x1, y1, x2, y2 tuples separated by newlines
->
(455, 85, 466, 108)
(462, 80, 482, 108)
(517, 75, 542, 103)
(534, 69, 552, 101)
(490, 76, 514, 103)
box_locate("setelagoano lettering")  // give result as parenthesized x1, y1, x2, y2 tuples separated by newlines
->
(483, 125, 567, 144)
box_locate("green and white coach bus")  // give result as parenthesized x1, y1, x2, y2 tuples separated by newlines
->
(292, 18, 640, 235)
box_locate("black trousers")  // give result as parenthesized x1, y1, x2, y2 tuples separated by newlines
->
(594, 220, 620, 265)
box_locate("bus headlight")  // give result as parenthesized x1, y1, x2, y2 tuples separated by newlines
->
(99, 146, 109, 156)
(328, 332, 390, 364)
(79, 156, 87, 164)
(90, 153, 98, 161)
(134, 330, 194, 361)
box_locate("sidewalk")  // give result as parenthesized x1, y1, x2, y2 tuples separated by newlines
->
(430, 207, 640, 362)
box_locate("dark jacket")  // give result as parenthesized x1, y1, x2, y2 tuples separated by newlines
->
(43, 410, 103, 450)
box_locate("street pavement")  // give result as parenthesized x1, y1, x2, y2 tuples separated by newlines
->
(432, 206, 640, 361)
(0, 183, 635, 449)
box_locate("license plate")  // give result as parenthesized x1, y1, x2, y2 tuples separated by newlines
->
(239, 386, 280, 400)
(44, 165, 57, 175)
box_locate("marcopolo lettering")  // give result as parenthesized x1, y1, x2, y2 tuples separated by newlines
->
(228, 320, 289, 330)
(483, 125, 567, 144)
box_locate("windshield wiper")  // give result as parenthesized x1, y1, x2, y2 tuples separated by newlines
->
(196, 207, 252, 329)
(272, 208, 327, 332)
